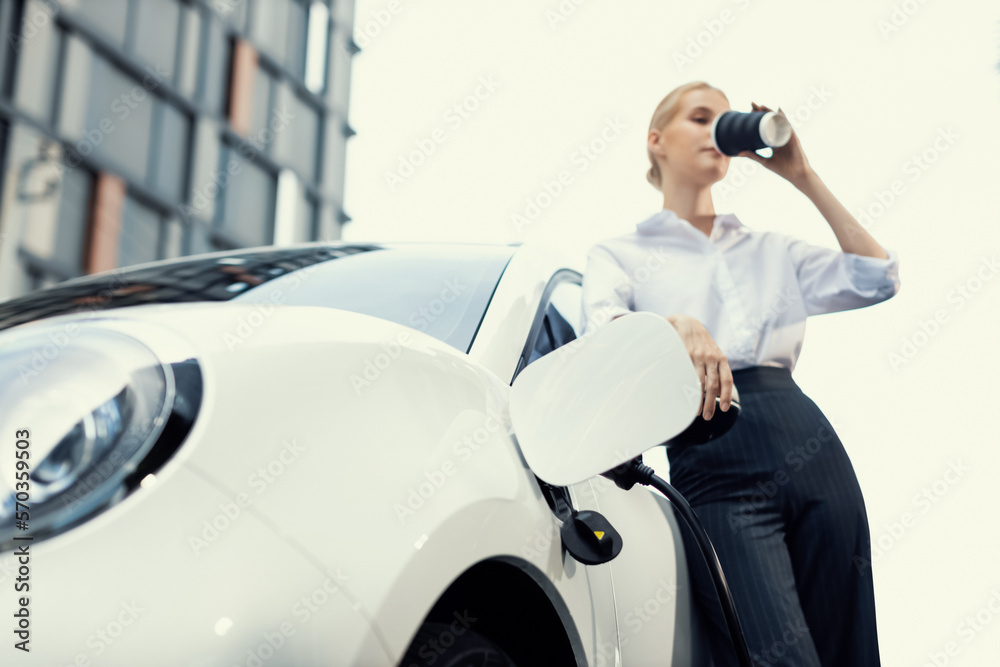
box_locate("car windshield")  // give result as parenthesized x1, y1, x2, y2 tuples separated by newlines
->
(0, 244, 514, 352)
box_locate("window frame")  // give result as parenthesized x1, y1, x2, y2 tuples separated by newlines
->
(512, 269, 583, 384)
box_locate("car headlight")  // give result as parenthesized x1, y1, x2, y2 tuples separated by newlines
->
(0, 319, 202, 551)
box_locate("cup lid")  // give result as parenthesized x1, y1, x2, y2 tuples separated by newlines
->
(760, 111, 792, 147)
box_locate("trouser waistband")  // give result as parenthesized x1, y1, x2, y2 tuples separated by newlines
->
(730, 365, 797, 393)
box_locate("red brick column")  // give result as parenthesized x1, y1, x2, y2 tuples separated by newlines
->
(229, 39, 258, 136)
(84, 171, 126, 274)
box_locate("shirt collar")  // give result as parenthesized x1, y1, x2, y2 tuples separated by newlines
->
(635, 208, 744, 236)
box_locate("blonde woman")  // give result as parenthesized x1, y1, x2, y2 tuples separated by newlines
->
(581, 81, 899, 666)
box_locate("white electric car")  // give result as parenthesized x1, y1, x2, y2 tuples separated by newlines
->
(0, 241, 746, 666)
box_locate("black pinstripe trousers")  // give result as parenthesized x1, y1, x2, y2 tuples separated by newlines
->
(666, 366, 880, 667)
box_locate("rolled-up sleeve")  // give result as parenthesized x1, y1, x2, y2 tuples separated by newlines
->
(784, 235, 901, 316)
(580, 244, 633, 335)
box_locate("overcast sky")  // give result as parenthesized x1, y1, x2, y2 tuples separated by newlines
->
(343, 2, 1000, 663)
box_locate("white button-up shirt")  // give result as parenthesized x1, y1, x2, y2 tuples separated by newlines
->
(580, 208, 900, 372)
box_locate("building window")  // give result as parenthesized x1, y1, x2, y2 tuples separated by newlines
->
(176, 4, 202, 98)
(285, 0, 308, 81)
(54, 36, 192, 207)
(119, 195, 162, 268)
(59, 0, 130, 48)
(249, 0, 314, 83)
(0, 0, 350, 302)
(0, 125, 93, 296)
(0, 0, 18, 98)
(117, 194, 187, 269)
(86, 52, 156, 180)
(13, 0, 62, 122)
(210, 0, 249, 33)
(150, 102, 191, 201)
(249, 65, 276, 149)
(304, 1, 330, 94)
(217, 142, 276, 247)
(132, 0, 182, 82)
(200, 10, 231, 117)
(272, 80, 320, 184)
(244, 65, 322, 185)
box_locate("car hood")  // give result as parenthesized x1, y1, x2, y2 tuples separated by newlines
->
(2, 300, 474, 359)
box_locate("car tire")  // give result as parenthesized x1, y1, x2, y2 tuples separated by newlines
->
(399, 620, 518, 666)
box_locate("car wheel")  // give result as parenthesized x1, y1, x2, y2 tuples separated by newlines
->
(400, 620, 518, 666)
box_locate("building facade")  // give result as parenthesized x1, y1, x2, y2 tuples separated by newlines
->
(0, 0, 357, 300)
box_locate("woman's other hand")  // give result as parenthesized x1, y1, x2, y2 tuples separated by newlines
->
(665, 314, 734, 421)
(737, 102, 813, 188)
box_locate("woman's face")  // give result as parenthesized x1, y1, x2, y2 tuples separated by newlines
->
(649, 88, 731, 186)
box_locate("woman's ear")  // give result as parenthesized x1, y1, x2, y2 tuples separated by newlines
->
(648, 129, 665, 161)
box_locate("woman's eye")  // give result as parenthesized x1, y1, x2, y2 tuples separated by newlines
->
(693, 118, 707, 123)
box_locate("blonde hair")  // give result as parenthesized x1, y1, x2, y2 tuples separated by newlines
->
(646, 81, 729, 191)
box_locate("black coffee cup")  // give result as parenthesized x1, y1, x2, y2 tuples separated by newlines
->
(710, 110, 791, 156)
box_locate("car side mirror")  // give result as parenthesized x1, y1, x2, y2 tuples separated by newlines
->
(509, 312, 709, 486)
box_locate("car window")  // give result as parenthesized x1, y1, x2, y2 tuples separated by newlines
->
(547, 280, 582, 340)
(233, 245, 512, 352)
(0, 244, 514, 353)
(517, 277, 582, 379)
